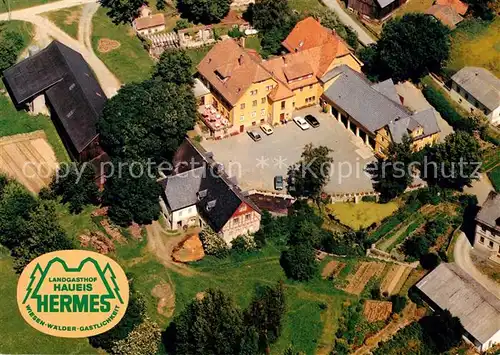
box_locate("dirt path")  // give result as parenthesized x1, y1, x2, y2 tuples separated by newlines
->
(352, 303, 424, 355)
(0, 0, 121, 97)
(146, 221, 198, 277)
(78, 2, 98, 49)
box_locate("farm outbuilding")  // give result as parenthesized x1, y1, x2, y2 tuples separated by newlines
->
(2, 41, 106, 162)
(416, 263, 500, 352)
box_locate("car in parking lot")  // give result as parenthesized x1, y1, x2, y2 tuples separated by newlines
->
(305, 114, 320, 128)
(247, 130, 262, 141)
(260, 124, 274, 135)
(274, 175, 284, 190)
(293, 116, 310, 130)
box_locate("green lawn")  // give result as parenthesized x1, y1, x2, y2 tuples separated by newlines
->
(326, 201, 400, 230)
(447, 18, 500, 77)
(91, 7, 154, 84)
(0, 252, 97, 354)
(0, 0, 56, 12)
(43, 5, 82, 39)
(244, 36, 261, 52)
(392, 0, 434, 17)
(185, 45, 213, 73)
(489, 166, 500, 192)
(1, 19, 33, 44)
(0, 84, 69, 163)
(289, 0, 325, 13)
(114, 240, 351, 355)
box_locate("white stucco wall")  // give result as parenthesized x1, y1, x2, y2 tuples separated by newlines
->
(171, 205, 199, 229)
(489, 106, 500, 126)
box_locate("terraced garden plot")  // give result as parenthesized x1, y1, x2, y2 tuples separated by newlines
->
(0, 131, 58, 193)
(343, 261, 386, 295)
(391, 267, 413, 295)
(321, 260, 346, 279)
(380, 265, 412, 296)
(363, 300, 393, 322)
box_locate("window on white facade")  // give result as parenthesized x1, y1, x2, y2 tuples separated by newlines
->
(261, 109, 266, 117)
(251, 111, 256, 118)
(489, 241, 494, 248)
(179, 210, 183, 217)
(240, 115, 245, 121)
(234, 217, 239, 225)
(245, 214, 251, 221)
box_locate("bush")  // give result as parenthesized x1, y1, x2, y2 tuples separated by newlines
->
(361, 195, 377, 202)
(420, 253, 441, 270)
(228, 26, 243, 38)
(199, 228, 229, 257)
(280, 244, 317, 281)
(174, 18, 192, 32)
(231, 234, 257, 253)
(390, 295, 407, 314)
(422, 85, 479, 132)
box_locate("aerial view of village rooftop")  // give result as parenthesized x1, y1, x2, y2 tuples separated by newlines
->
(0, 0, 499, 353)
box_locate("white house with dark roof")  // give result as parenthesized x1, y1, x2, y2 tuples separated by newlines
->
(451, 67, 500, 125)
(320, 65, 441, 156)
(416, 263, 500, 352)
(158, 139, 261, 244)
(474, 191, 500, 264)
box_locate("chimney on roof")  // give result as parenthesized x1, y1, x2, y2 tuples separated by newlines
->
(238, 55, 244, 66)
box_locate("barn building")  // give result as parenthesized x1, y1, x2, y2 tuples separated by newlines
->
(2, 41, 107, 162)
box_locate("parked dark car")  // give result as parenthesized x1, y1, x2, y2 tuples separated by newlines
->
(305, 114, 320, 128)
(274, 175, 284, 190)
(247, 130, 262, 141)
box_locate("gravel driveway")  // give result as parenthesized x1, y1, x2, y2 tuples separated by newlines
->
(202, 106, 376, 194)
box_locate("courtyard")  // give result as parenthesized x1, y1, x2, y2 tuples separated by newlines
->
(202, 106, 376, 194)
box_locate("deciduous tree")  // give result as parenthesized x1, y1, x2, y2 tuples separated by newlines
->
(152, 49, 193, 86)
(288, 144, 333, 202)
(50, 163, 100, 214)
(280, 244, 317, 281)
(103, 160, 162, 226)
(169, 289, 244, 354)
(360, 14, 450, 81)
(369, 135, 414, 202)
(244, 282, 286, 352)
(0, 23, 26, 73)
(98, 80, 196, 163)
(99, 0, 144, 25)
(110, 318, 162, 355)
(177, 0, 232, 24)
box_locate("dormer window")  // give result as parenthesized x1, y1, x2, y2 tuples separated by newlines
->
(215, 70, 227, 82)
(197, 189, 207, 199)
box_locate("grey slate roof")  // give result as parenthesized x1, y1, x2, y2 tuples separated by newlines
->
(476, 191, 500, 231)
(375, 0, 397, 8)
(322, 66, 440, 142)
(321, 65, 409, 134)
(2, 41, 106, 154)
(372, 79, 401, 104)
(416, 263, 500, 344)
(452, 67, 500, 111)
(160, 138, 261, 232)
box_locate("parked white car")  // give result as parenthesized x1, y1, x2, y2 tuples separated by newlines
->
(293, 116, 311, 130)
(260, 124, 274, 135)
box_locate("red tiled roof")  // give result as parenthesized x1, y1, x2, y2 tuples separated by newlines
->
(197, 39, 273, 106)
(436, 0, 469, 15)
(134, 13, 165, 30)
(426, 5, 464, 29)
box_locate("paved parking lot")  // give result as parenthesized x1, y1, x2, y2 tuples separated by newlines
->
(202, 106, 376, 194)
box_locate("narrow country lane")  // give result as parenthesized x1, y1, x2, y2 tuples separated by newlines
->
(454, 232, 500, 298)
(321, 0, 376, 46)
(0, 0, 121, 97)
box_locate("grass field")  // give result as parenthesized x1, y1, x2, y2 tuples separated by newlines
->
(0, 0, 56, 12)
(289, 0, 325, 13)
(392, 0, 434, 17)
(43, 5, 82, 39)
(447, 18, 500, 77)
(185, 45, 213, 73)
(114, 239, 352, 355)
(489, 166, 500, 192)
(245, 36, 261, 52)
(0, 85, 69, 163)
(326, 201, 400, 230)
(91, 8, 154, 84)
(0, 251, 97, 354)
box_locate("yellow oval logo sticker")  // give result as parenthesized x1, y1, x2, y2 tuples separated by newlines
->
(17, 250, 129, 338)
